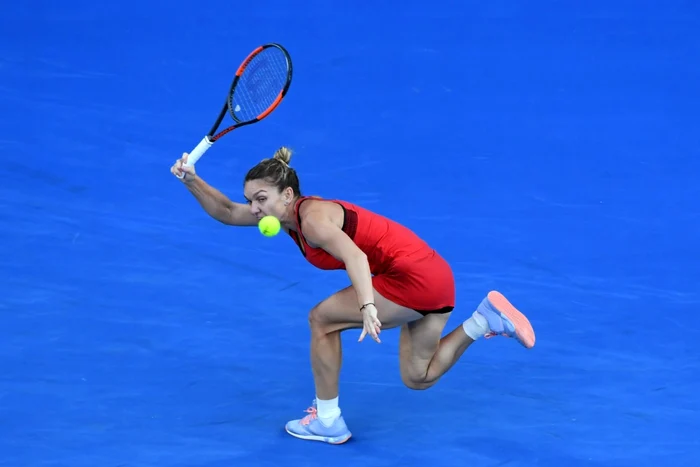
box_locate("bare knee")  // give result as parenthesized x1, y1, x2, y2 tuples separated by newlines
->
(399, 364, 434, 391)
(307, 301, 348, 335)
(308, 304, 330, 334)
(402, 377, 432, 391)
(308, 296, 362, 336)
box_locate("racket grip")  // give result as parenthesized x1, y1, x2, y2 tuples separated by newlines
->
(184, 136, 213, 167)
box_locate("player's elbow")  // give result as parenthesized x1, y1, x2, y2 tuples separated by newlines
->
(221, 202, 254, 226)
(344, 250, 368, 267)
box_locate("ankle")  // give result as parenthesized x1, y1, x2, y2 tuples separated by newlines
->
(316, 395, 341, 426)
(462, 311, 489, 340)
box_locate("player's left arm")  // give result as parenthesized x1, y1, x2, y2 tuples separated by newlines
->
(301, 209, 375, 309)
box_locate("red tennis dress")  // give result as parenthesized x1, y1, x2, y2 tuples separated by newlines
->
(288, 196, 455, 314)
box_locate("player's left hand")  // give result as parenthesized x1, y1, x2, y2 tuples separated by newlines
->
(359, 304, 382, 344)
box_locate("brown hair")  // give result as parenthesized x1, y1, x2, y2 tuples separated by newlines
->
(244, 146, 301, 195)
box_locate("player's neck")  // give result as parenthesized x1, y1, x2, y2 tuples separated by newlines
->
(281, 196, 300, 231)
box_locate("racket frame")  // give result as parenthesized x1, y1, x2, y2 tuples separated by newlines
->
(183, 43, 293, 169)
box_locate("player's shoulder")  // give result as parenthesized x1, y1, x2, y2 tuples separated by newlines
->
(297, 195, 326, 213)
(298, 196, 347, 226)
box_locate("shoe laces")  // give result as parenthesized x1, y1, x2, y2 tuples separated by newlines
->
(484, 331, 510, 339)
(300, 407, 318, 426)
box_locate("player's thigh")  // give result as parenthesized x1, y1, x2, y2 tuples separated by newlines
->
(308, 285, 423, 334)
(398, 312, 451, 374)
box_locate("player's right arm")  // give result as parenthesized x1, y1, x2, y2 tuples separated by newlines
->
(171, 153, 258, 227)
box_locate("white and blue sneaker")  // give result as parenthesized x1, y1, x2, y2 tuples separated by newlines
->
(477, 291, 536, 348)
(285, 403, 352, 444)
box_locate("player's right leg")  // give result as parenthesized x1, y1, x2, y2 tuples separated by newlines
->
(284, 285, 423, 444)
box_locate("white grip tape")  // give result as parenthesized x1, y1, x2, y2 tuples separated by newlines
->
(185, 136, 213, 167)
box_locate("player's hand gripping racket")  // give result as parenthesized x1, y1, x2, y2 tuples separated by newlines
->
(178, 43, 293, 176)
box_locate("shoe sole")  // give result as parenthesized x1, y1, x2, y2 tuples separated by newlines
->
(284, 426, 352, 445)
(487, 291, 536, 349)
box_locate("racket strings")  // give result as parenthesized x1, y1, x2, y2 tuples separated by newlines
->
(231, 48, 289, 122)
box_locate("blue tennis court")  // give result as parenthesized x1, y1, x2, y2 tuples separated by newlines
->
(2, 1, 699, 466)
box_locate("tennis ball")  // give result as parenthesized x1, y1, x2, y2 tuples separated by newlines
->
(258, 215, 281, 237)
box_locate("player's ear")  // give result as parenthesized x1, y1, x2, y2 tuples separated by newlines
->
(283, 186, 294, 205)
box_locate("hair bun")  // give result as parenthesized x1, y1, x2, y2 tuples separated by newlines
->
(273, 146, 293, 166)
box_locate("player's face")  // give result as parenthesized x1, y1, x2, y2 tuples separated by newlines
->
(244, 179, 288, 220)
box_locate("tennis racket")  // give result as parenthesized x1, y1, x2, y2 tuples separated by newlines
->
(180, 43, 293, 174)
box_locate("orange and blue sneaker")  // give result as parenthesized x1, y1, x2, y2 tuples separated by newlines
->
(478, 291, 536, 348)
(284, 403, 352, 444)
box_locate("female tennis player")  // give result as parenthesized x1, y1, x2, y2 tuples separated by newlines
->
(170, 147, 536, 445)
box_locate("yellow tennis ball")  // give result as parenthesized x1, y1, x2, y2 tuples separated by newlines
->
(258, 215, 281, 237)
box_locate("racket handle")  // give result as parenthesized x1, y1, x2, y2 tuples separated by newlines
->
(184, 136, 213, 167)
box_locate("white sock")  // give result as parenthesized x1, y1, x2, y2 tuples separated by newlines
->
(316, 396, 341, 426)
(462, 310, 490, 340)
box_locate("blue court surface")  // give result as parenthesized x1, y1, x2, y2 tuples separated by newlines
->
(2, 1, 699, 466)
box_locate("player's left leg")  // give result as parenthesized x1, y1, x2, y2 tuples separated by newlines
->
(398, 291, 537, 390)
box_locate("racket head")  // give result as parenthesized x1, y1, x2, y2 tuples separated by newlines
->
(227, 43, 293, 126)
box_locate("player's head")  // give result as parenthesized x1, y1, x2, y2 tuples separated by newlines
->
(243, 146, 301, 220)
